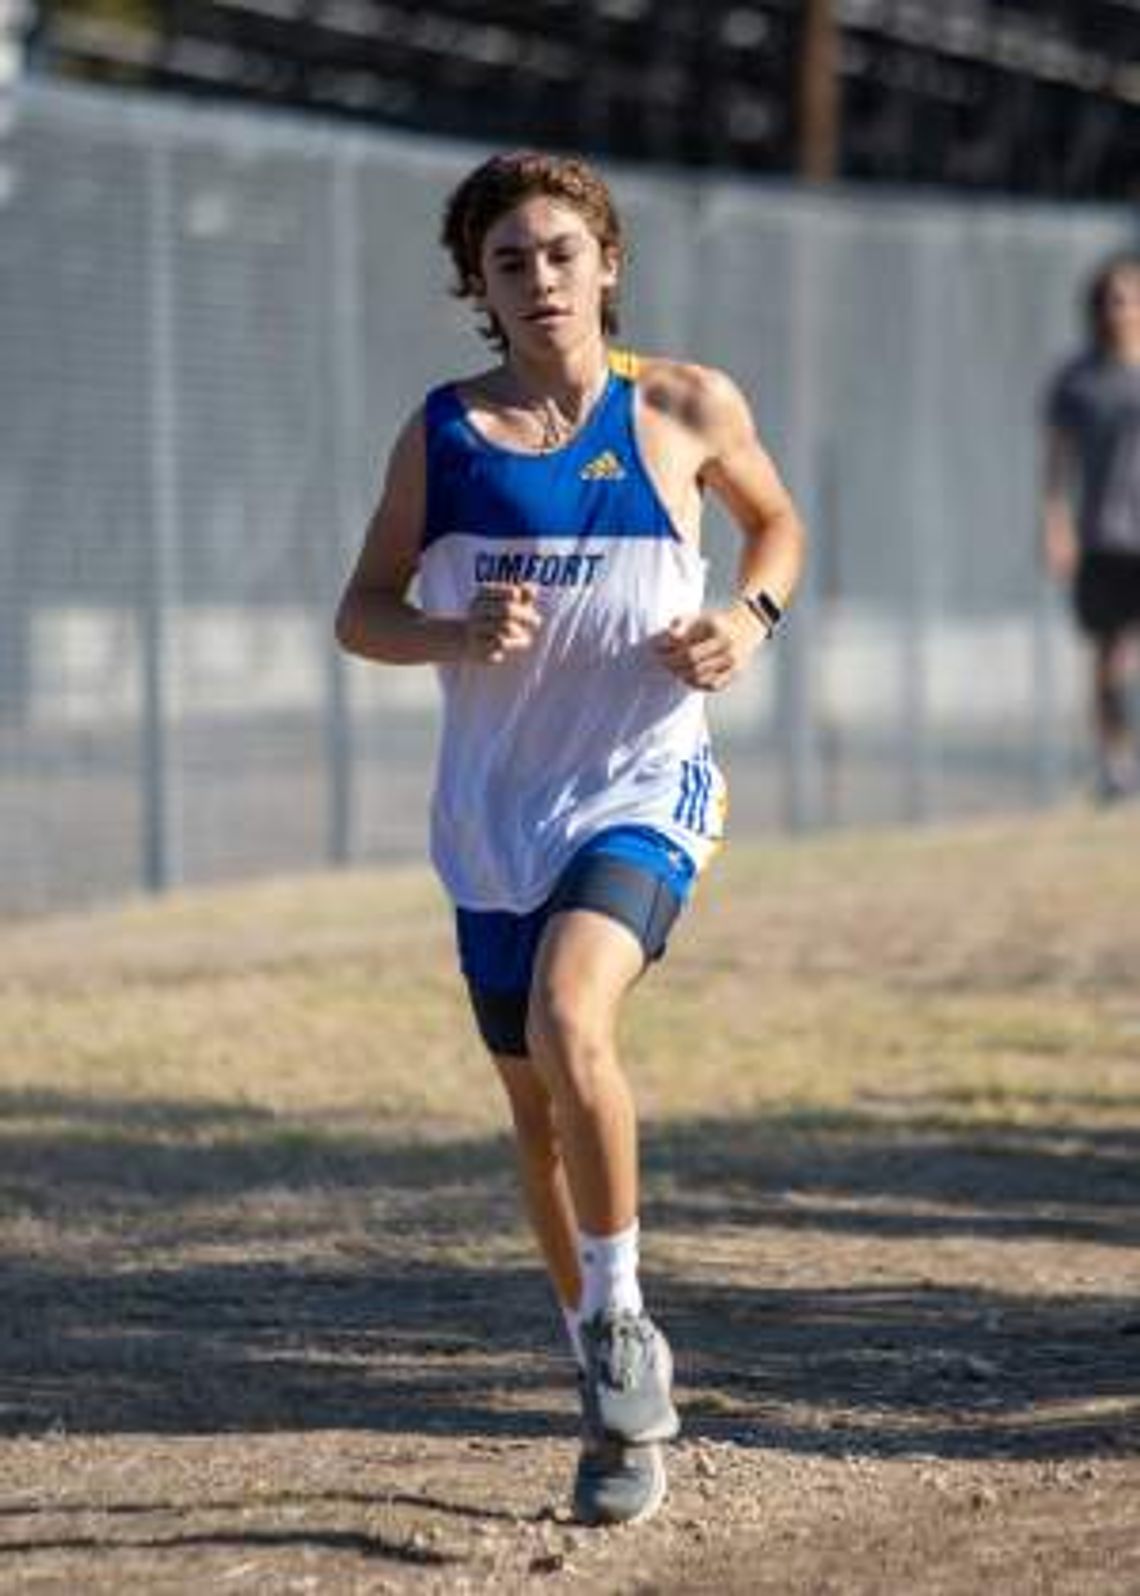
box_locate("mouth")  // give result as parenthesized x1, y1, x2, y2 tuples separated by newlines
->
(524, 307, 569, 324)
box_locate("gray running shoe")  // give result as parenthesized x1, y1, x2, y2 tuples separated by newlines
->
(572, 1432, 667, 1527)
(580, 1309, 680, 1445)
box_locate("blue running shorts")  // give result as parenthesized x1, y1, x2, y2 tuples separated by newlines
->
(456, 825, 696, 1059)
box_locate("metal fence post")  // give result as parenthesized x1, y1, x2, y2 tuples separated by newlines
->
(780, 214, 824, 832)
(326, 146, 363, 867)
(900, 228, 941, 824)
(142, 137, 181, 892)
(1031, 565, 1064, 805)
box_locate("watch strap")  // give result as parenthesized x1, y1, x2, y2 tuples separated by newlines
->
(740, 589, 783, 636)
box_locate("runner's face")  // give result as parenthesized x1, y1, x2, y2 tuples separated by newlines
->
(476, 197, 618, 355)
(1102, 268, 1140, 349)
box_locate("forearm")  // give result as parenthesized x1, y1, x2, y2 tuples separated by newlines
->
(1041, 479, 1080, 580)
(663, 505, 807, 682)
(734, 506, 806, 610)
(335, 588, 466, 665)
(1041, 427, 1079, 569)
(1042, 489, 1076, 548)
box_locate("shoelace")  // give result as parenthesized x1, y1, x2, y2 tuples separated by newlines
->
(600, 1314, 653, 1391)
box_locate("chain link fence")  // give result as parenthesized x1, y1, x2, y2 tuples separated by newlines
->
(1, 81, 1134, 915)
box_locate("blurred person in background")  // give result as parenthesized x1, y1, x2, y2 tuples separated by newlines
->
(336, 150, 804, 1526)
(1042, 253, 1140, 802)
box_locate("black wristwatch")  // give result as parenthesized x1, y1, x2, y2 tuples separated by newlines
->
(738, 589, 783, 637)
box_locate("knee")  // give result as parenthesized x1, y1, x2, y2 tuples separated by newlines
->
(1096, 666, 1128, 726)
(1097, 638, 1134, 690)
(526, 981, 613, 1101)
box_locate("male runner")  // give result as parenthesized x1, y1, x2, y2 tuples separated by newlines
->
(1043, 252, 1140, 801)
(336, 151, 806, 1524)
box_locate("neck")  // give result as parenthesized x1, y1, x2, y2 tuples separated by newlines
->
(1113, 340, 1140, 366)
(505, 335, 609, 407)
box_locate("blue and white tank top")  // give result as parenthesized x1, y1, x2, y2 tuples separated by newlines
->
(418, 350, 726, 913)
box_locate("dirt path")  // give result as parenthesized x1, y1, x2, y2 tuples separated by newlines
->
(0, 810, 1137, 1591)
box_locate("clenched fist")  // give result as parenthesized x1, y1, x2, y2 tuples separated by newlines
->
(652, 605, 765, 692)
(464, 582, 542, 664)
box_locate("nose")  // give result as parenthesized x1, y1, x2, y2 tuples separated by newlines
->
(530, 253, 558, 295)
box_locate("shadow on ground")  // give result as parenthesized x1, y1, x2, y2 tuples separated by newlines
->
(0, 1089, 1136, 1460)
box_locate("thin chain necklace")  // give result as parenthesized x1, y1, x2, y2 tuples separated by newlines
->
(511, 365, 608, 454)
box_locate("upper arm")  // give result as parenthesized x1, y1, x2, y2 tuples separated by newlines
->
(1041, 362, 1081, 476)
(694, 368, 797, 534)
(342, 409, 427, 603)
(1043, 424, 1075, 495)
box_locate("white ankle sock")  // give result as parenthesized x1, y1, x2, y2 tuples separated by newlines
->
(578, 1220, 643, 1321)
(561, 1302, 585, 1369)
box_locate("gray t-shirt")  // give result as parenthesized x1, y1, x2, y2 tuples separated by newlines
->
(1046, 353, 1140, 555)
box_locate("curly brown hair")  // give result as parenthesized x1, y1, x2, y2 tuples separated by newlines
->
(441, 150, 623, 351)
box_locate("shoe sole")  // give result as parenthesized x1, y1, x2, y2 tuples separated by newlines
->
(575, 1444, 667, 1528)
(619, 1445, 667, 1524)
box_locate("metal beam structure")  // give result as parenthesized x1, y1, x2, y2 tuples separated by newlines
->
(30, 1, 1140, 197)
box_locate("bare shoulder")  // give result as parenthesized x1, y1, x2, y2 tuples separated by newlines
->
(451, 365, 505, 408)
(636, 356, 756, 449)
(383, 403, 428, 479)
(361, 403, 427, 561)
(393, 400, 428, 447)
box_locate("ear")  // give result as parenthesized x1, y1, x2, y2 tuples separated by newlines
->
(599, 244, 621, 292)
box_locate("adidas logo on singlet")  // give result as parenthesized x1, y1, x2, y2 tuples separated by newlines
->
(579, 450, 626, 481)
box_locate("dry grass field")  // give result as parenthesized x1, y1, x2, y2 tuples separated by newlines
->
(0, 805, 1137, 1593)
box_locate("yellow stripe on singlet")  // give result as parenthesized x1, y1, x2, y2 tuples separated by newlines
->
(607, 347, 642, 380)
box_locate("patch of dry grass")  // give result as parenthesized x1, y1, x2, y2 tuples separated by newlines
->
(0, 805, 1136, 1142)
